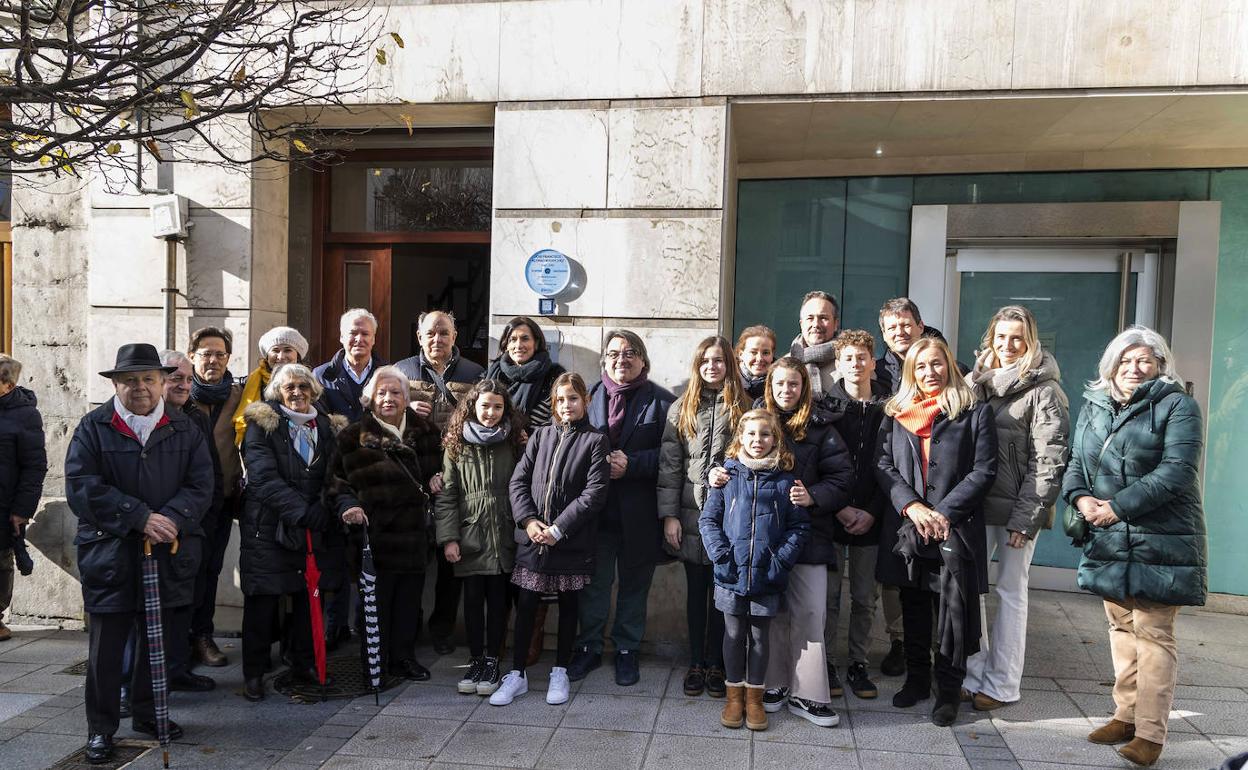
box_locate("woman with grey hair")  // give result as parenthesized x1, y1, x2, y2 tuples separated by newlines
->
(1061, 326, 1206, 767)
(567, 330, 675, 687)
(238, 363, 351, 701)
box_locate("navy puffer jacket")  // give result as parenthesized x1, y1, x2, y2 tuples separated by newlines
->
(0, 386, 47, 551)
(699, 459, 810, 597)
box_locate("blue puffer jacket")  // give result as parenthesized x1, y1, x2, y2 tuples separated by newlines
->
(699, 459, 810, 597)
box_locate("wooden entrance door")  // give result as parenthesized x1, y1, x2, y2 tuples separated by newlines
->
(319, 244, 392, 360)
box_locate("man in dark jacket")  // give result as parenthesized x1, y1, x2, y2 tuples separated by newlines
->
(568, 330, 675, 686)
(394, 309, 484, 654)
(313, 308, 388, 423)
(0, 354, 48, 642)
(65, 344, 213, 764)
(820, 331, 889, 700)
(184, 326, 242, 668)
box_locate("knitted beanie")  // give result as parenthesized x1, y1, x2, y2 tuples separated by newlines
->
(257, 326, 309, 360)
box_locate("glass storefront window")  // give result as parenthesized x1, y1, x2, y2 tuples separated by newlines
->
(330, 160, 492, 232)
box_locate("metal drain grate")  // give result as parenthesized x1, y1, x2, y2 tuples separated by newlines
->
(271, 653, 402, 702)
(47, 740, 150, 770)
(60, 660, 89, 676)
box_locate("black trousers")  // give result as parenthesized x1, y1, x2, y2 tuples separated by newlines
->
(375, 571, 424, 669)
(427, 549, 461, 640)
(462, 573, 509, 659)
(190, 510, 235, 640)
(722, 612, 770, 686)
(900, 586, 965, 700)
(242, 592, 313, 680)
(86, 608, 181, 736)
(511, 588, 579, 674)
(685, 562, 725, 668)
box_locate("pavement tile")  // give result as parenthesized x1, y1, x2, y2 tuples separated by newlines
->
(561, 692, 661, 732)
(753, 707, 856, 748)
(436, 721, 553, 767)
(1173, 684, 1248, 702)
(323, 758, 430, 770)
(469, 689, 570, 727)
(856, 750, 971, 768)
(0, 726, 24, 741)
(0, 637, 89, 665)
(1210, 734, 1248, 757)
(0, 691, 51, 722)
(0, 667, 86, 695)
(381, 684, 483, 720)
(962, 745, 1019, 760)
(750, 742, 858, 769)
(966, 761, 1023, 770)
(1, 714, 48, 730)
(1065, 690, 1201, 735)
(578, 663, 672, 698)
(642, 733, 750, 770)
(313, 722, 363, 739)
(1128, 732, 1234, 770)
(0, 661, 43, 685)
(127, 745, 286, 770)
(0, 730, 89, 767)
(848, 708, 963, 755)
(535, 727, 650, 770)
(336, 715, 460, 760)
(1020, 677, 1060, 691)
(1177, 700, 1248, 737)
(997, 718, 1128, 767)
(652, 696, 750, 740)
(281, 747, 337, 765)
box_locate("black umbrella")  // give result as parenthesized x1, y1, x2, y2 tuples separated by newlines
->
(356, 529, 383, 704)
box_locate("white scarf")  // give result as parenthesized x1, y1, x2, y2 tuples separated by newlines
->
(376, 412, 407, 441)
(114, 395, 165, 446)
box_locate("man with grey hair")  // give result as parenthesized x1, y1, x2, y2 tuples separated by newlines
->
(65, 343, 213, 764)
(314, 308, 386, 423)
(0, 354, 47, 642)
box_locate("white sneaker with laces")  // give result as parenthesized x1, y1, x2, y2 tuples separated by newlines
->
(489, 670, 528, 706)
(546, 666, 570, 705)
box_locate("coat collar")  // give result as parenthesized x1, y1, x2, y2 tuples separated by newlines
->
(590, 378, 653, 448)
(358, 408, 424, 451)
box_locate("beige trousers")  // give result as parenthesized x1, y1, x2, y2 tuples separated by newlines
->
(1103, 597, 1180, 744)
(765, 564, 831, 703)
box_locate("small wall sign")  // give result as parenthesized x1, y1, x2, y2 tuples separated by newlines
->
(525, 249, 573, 298)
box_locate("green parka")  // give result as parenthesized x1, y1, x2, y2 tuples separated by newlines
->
(1060, 378, 1207, 607)
(657, 389, 735, 565)
(968, 350, 1070, 538)
(433, 440, 519, 578)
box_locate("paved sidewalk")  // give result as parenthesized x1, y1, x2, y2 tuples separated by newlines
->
(1, 588, 1245, 769)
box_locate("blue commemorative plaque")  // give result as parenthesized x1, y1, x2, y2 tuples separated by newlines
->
(525, 249, 573, 298)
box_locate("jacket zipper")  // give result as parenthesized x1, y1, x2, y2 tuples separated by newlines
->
(541, 427, 570, 525)
(746, 473, 758, 592)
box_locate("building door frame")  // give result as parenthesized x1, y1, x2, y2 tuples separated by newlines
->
(309, 147, 492, 362)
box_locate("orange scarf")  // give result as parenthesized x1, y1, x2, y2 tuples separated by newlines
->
(894, 396, 942, 481)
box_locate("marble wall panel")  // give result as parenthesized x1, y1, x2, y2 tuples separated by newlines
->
(183, 208, 252, 310)
(850, 0, 1014, 91)
(1012, 0, 1202, 89)
(493, 108, 609, 209)
(701, 0, 854, 95)
(87, 209, 170, 308)
(491, 216, 605, 317)
(1197, 0, 1248, 85)
(607, 104, 727, 209)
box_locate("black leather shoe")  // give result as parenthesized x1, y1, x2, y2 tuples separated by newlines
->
(243, 677, 266, 702)
(390, 659, 431, 682)
(170, 672, 216, 692)
(566, 648, 601, 682)
(432, 637, 455, 656)
(682, 665, 705, 696)
(132, 718, 184, 741)
(704, 665, 727, 698)
(880, 639, 906, 677)
(615, 650, 640, 687)
(119, 685, 131, 719)
(85, 733, 114, 765)
(931, 698, 959, 727)
(290, 667, 335, 687)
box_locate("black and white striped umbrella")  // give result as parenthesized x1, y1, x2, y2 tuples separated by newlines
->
(357, 529, 383, 704)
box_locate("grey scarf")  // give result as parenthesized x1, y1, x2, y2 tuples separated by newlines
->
(462, 419, 511, 446)
(791, 336, 838, 397)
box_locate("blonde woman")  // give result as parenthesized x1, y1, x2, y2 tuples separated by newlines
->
(875, 338, 997, 726)
(962, 306, 1069, 712)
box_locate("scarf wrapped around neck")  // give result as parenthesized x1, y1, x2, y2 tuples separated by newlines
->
(737, 448, 780, 472)
(192, 369, 235, 406)
(792, 336, 837, 396)
(232, 362, 271, 446)
(463, 419, 512, 446)
(488, 351, 553, 415)
(601, 371, 649, 447)
(740, 366, 768, 401)
(894, 395, 942, 481)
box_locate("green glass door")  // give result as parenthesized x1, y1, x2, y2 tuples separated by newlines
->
(950, 248, 1158, 570)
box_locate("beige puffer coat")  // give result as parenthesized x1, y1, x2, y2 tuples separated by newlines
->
(657, 390, 735, 565)
(967, 349, 1070, 538)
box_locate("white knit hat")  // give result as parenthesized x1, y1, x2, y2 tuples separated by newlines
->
(258, 326, 309, 360)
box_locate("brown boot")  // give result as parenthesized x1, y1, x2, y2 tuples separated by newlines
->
(1088, 719, 1135, 745)
(744, 684, 768, 731)
(720, 683, 745, 729)
(972, 692, 1009, 711)
(192, 636, 228, 667)
(0, 620, 11, 642)
(1118, 737, 1164, 766)
(526, 603, 549, 668)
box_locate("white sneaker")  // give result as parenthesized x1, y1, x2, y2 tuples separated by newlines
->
(489, 670, 528, 706)
(546, 666, 570, 705)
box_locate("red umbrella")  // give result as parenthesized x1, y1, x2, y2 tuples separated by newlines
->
(303, 530, 328, 700)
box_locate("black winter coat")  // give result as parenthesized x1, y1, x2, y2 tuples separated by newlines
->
(822, 381, 889, 547)
(509, 418, 610, 576)
(313, 350, 388, 423)
(0, 386, 47, 551)
(65, 401, 213, 613)
(327, 409, 439, 574)
(875, 402, 997, 592)
(239, 402, 349, 596)
(587, 378, 676, 568)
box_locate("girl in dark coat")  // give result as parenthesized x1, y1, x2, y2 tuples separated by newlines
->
(238, 364, 350, 701)
(700, 409, 810, 732)
(326, 365, 442, 684)
(875, 338, 997, 727)
(491, 373, 610, 708)
(435, 380, 525, 697)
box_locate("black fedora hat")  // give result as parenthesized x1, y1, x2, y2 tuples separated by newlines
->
(100, 343, 178, 378)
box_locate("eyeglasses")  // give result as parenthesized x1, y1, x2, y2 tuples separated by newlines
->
(604, 350, 639, 362)
(166, 375, 190, 384)
(194, 351, 229, 361)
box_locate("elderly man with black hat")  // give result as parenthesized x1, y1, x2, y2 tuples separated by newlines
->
(65, 343, 213, 764)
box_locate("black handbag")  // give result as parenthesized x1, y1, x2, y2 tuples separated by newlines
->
(1063, 455, 1093, 546)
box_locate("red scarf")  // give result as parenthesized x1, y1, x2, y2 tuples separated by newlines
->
(893, 396, 942, 482)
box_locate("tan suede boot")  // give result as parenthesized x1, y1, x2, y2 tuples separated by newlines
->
(1118, 737, 1164, 767)
(720, 683, 745, 729)
(744, 684, 768, 731)
(1087, 719, 1135, 745)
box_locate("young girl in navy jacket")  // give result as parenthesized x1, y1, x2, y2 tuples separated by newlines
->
(699, 409, 810, 732)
